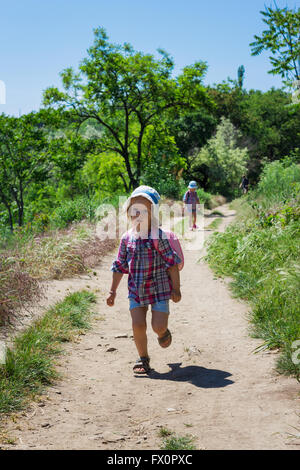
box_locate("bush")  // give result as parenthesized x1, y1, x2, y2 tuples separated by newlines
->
(254, 158, 300, 207)
(191, 117, 248, 197)
(49, 196, 96, 229)
(196, 188, 212, 206)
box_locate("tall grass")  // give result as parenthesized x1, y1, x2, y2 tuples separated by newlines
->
(205, 158, 300, 379)
(0, 255, 41, 324)
(0, 290, 96, 414)
(253, 159, 300, 207)
(0, 205, 116, 322)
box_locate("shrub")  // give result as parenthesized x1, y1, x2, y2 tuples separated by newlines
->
(49, 196, 96, 229)
(191, 117, 248, 197)
(254, 158, 300, 207)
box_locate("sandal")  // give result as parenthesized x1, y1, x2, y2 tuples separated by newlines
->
(133, 356, 151, 374)
(158, 329, 172, 348)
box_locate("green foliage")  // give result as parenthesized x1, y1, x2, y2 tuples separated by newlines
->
(207, 217, 222, 230)
(0, 110, 56, 229)
(142, 164, 185, 199)
(191, 117, 248, 196)
(49, 196, 96, 229)
(207, 85, 300, 182)
(170, 109, 217, 158)
(158, 428, 196, 450)
(250, 5, 300, 85)
(257, 204, 300, 228)
(205, 158, 300, 379)
(82, 152, 128, 194)
(43, 27, 210, 189)
(0, 290, 96, 414)
(140, 127, 187, 199)
(252, 157, 300, 206)
(241, 90, 300, 168)
(196, 187, 212, 206)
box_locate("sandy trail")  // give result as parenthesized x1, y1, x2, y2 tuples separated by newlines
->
(2, 204, 300, 450)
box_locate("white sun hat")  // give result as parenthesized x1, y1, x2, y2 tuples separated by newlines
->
(123, 185, 161, 212)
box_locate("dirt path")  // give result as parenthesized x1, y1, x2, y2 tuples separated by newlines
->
(2, 204, 300, 450)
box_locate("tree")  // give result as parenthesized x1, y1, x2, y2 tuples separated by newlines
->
(43, 27, 211, 190)
(206, 81, 300, 182)
(191, 117, 248, 196)
(250, 4, 300, 86)
(237, 65, 245, 88)
(82, 151, 128, 195)
(0, 111, 54, 230)
(48, 125, 98, 199)
(168, 109, 217, 166)
(240, 88, 300, 160)
(139, 120, 186, 198)
(206, 81, 245, 128)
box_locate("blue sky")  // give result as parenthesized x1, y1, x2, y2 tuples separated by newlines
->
(0, 0, 298, 116)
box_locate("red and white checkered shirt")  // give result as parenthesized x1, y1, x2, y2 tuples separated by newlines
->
(111, 228, 182, 305)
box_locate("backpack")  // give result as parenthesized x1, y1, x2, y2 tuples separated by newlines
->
(184, 190, 191, 204)
(152, 230, 184, 271)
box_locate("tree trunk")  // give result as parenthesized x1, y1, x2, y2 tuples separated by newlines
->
(119, 172, 129, 192)
(0, 195, 14, 231)
(18, 180, 24, 227)
(136, 124, 146, 184)
(122, 150, 137, 189)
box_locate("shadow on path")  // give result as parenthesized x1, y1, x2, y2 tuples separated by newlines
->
(135, 362, 234, 388)
(204, 213, 234, 218)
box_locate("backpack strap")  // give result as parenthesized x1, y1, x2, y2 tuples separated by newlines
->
(185, 190, 191, 203)
(151, 229, 184, 270)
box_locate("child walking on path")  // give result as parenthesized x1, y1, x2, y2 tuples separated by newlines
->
(183, 181, 200, 230)
(106, 186, 182, 374)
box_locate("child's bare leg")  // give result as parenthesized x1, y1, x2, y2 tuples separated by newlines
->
(152, 310, 170, 347)
(130, 307, 148, 366)
(192, 211, 196, 226)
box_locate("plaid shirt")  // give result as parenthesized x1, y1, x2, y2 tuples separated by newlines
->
(111, 228, 182, 305)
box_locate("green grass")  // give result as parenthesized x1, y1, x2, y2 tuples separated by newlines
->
(207, 217, 222, 230)
(0, 290, 97, 415)
(205, 199, 300, 379)
(158, 427, 196, 450)
(205, 159, 300, 380)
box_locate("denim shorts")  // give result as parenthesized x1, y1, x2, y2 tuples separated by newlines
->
(129, 298, 170, 314)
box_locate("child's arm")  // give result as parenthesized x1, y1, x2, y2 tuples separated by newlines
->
(107, 234, 129, 306)
(167, 264, 181, 302)
(107, 272, 123, 306)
